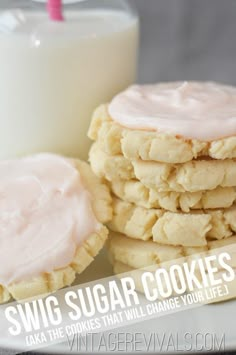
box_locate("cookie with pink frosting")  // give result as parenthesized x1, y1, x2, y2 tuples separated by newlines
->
(0, 154, 112, 303)
(88, 82, 236, 163)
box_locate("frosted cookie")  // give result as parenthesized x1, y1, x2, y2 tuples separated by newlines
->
(88, 82, 236, 164)
(110, 179, 236, 212)
(108, 198, 236, 247)
(89, 143, 236, 193)
(107, 233, 236, 270)
(0, 154, 112, 303)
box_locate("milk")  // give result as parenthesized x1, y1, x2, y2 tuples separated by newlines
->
(0, 9, 139, 159)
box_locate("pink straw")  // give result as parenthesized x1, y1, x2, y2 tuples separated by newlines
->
(47, 0, 64, 22)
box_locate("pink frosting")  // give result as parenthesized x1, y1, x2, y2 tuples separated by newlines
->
(108, 81, 236, 140)
(0, 154, 100, 286)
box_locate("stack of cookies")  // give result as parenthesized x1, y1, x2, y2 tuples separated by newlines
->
(88, 82, 236, 282)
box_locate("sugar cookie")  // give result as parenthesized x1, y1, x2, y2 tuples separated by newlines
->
(108, 198, 236, 247)
(107, 232, 236, 269)
(89, 143, 236, 193)
(88, 82, 236, 163)
(0, 154, 112, 303)
(110, 179, 236, 212)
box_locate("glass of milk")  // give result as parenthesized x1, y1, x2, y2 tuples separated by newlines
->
(0, 0, 139, 160)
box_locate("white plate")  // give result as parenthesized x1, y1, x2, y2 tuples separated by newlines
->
(1, 250, 236, 354)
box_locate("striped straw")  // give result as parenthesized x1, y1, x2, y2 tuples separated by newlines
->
(47, 0, 64, 22)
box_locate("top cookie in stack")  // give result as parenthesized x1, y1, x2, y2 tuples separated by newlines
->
(88, 82, 236, 250)
(89, 82, 236, 163)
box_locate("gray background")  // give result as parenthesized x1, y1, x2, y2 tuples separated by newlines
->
(135, 0, 236, 85)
